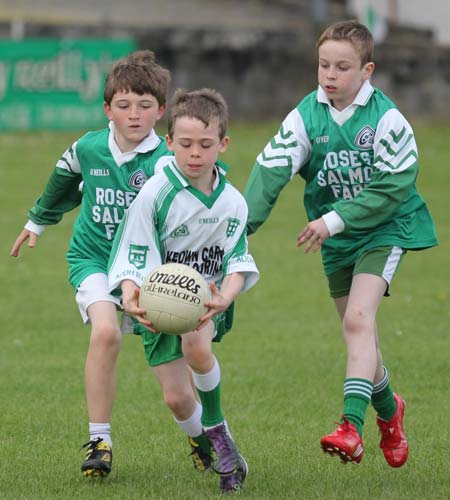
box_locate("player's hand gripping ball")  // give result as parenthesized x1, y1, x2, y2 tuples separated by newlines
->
(139, 263, 210, 334)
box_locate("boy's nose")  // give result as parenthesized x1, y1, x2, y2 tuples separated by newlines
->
(129, 106, 140, 118)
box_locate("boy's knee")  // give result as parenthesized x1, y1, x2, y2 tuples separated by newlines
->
(163, 388, 194, 415)
(90, 324, 121, 349)
(183, 344, 212, 370)
(343, 307, 372, 336)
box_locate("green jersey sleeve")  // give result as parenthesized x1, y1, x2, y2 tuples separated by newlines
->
(28, 143, 82, 226)
(332, 109, 419, 231)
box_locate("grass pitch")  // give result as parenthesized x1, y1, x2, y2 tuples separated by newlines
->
(0, 121, 449, 499)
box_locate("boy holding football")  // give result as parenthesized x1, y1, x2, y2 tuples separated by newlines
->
(10, 50, 203, 477)
(244, 20, 437, 466)
(108, 88, 258, 493)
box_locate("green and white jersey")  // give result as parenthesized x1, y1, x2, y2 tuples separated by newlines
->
(108, 161, 259, 294)
(26, 123, 173, 288)
(245, 81, 437, 275)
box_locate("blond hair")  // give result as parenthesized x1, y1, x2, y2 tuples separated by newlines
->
(317, 20, 374, 66)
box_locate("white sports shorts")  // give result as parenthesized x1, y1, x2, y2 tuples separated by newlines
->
(75, 272, 122, 324)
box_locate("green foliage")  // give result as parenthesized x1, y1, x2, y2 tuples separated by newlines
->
(1, 123, 449, 499)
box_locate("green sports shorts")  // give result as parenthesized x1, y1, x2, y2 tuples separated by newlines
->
(138, 303, 235, 367)
(327, 246, 405, 299)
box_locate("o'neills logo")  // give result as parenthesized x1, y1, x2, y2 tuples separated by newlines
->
(148, 271, 201, 294)
(142, 283, 202, 304)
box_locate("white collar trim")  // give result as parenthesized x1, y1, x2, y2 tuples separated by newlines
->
(170, 162, 221, 190)
(317, 81, 374, 125)
(108, 121, 161, 167)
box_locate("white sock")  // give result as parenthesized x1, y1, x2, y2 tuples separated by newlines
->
(173, 401, 203, 437)
(192, 356, 221, 392)
(89, 422, 112, 447)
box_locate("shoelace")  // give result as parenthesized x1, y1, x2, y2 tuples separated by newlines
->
(209, 428, 233, 455)
(80, 436, 103, 452)
(334, 418, 353, 433)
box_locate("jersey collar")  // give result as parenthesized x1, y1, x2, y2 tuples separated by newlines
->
(163, 161, 227, 208)
(317, 80, 374, 107)
(317, 80, 374, 126)
(108, 122, 161, 167)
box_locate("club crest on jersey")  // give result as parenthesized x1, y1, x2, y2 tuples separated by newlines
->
(226, 218, 240, 238)
(170, 224, 189, 238)
(355, 126, 375, 150)
(128, 244, 149, 269)
(128, 169, 148, 190)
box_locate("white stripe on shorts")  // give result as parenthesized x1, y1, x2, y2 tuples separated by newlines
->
(382, 246, 403, 285)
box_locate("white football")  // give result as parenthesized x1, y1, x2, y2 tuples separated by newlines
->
(139, 263, 210, 335)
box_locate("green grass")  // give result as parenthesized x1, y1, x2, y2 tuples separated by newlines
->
(1, 121, 449, 499)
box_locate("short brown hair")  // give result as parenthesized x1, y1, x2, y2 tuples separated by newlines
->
(316, 20, 374, 66)
(167, 88, 228, 140)
(103, 50, 171, 106)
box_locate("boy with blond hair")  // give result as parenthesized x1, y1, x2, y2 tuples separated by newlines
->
(245, 20, 437, 466)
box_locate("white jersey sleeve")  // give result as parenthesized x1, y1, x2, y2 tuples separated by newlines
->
(221, 189, 259, 292)
(245, 108, 312, 234)
(57, 141, 81, 173)
(108, 178, 163, 291)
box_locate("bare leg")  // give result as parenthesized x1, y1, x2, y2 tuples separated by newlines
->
(153, 357, 213, 472)
(334, 274, 386, 381)
(152, 357, 199, 420)
(85, 301, 122, 423)
(181, 321, 215, 373)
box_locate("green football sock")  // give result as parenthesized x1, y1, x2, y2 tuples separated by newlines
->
(197, 384, 224, 427)
(343, 378, 373, 436)
(192, 432, 212, 454)
(371, 367, 396, 421)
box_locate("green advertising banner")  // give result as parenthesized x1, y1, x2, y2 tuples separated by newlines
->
(0, 38, 136, 131)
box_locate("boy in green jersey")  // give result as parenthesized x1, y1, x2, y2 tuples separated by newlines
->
(10, 51, 211, 477)
(244, 21, 437, 466)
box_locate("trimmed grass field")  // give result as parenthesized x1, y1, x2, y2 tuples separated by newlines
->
(1, 121, 449, 499)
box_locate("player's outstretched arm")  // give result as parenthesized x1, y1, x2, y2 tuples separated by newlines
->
(121, 279, 157, 332)
(10, 229, 38, 257)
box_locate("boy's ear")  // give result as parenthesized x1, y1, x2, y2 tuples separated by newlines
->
(165, 134, 174, 151)
(157, 104, 167, 120)
(363, 62, 375, 80)
(219, 135, 230, 153)
(103, 102, 113, 120)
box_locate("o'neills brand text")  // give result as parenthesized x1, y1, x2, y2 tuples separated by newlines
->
(148, 271, 201, 294)
(142, 283, 201, 304)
